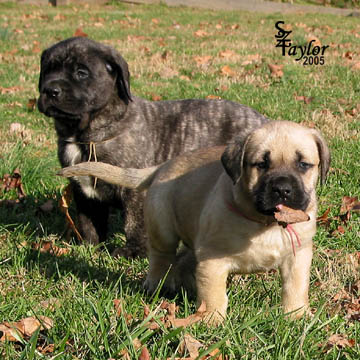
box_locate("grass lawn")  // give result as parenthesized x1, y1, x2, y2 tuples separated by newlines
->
(0, 1, 359, 359)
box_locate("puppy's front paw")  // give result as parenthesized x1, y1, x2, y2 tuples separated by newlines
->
(284, 304, 310, 319)
(202, 310, 226, 326)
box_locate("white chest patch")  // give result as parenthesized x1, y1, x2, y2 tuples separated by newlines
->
(64, 139, 101, 200)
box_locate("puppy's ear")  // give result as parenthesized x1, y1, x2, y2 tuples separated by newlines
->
(104, 48, 132, 104)
(38, 49, 48, 92)
(221, 135, 251, 185)
(311, 129, 331, 185)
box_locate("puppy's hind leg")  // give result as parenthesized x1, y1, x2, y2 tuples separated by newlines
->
(143, 216, 180, 295)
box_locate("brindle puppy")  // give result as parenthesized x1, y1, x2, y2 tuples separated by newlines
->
(38, 37, 268, 256)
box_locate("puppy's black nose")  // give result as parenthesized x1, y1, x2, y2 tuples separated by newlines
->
(44, 86, 61, 98)
(271, 178, 292, 200)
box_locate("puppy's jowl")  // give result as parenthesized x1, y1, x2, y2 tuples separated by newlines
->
(38, 37, 268, 256)
(60, 121, 330, 325)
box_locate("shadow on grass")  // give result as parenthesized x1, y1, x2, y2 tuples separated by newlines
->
(22, 246, 146, 294)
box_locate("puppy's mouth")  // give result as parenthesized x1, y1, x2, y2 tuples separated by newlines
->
(37, 98, 81, 120)
(255, 198, 310, 217)
(44, 106, 81, 119)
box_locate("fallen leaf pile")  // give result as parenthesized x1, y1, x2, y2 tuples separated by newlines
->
(320, 333, 356, 353)
(274, 204, 310, 226)
(331, 279, 360, 322)
(32, 239, 70, 257)
(0, 316, 53, 342)
(144, 300, 207, 330)
(0, 168, 26, 203)
(116, 300, 226, 360)
(317, 195, 360, 237)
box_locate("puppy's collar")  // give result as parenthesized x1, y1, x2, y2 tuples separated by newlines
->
(226, 201, 301, 256)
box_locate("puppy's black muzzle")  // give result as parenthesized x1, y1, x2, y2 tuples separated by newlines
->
(253, 172, 310, 215)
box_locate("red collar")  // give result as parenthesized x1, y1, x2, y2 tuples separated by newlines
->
(226, 201, 301, 256)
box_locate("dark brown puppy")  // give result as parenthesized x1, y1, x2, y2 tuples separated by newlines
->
(38, 37, 268, 256)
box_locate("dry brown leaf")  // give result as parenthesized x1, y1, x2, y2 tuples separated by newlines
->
(274, 205, 310, 225)
(307, 35, 321, 47)
(119, 349, 131, 360)
(40, 298, 61, 312)
(0, 86, 23, 95)
(183, 334, 203, 358)
(219, 50, 235, 58)
(73, 28, 88, 37)
(340, 196, 360, 214)
(220, 65, 236, 77)
(317, 208, 331, 225)
(241, 54, 262, 66)
(327, 334, 355, 349)
(32, 240, 70, 257)
(59, 184, 83, 242)
(345, 108, 357, 117)
(268, 64, 283, 78)
(0, 168, 26, 199)
(0, 316, 53, 342)
(193, 55, 212, 66)
(170, 301, 207, 328)
(54, 13, 66, 21)
(203, 348, 224, 360)
(331, 225, 346, 237)
(194, 30, 208, 38)
(322, 25, 334, 34)
(344, 51, 354, 60)
(151, 94, 162, 101)
(113, 299, 123, 317)
(138, 346, 151, 360)
(294, 95, 313, 104)
(206, 95, 221, 100)
(32, 41, 41, 54)
(39, 343, 55, 354)
(27, 98, 37, 111)
(0, 324, 18, 342)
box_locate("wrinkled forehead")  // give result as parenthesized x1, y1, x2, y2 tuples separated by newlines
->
(43, 41, 102, 66)
(246, 123, 319, 163)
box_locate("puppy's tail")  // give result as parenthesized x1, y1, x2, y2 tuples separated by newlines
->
(57, 162, 160, 191)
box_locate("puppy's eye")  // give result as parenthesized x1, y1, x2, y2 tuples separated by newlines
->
(105, 63, 114, 73)
(298, 162, 313, 171)
(76, 69, 89, 79)
(253, 161, 268, 170)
